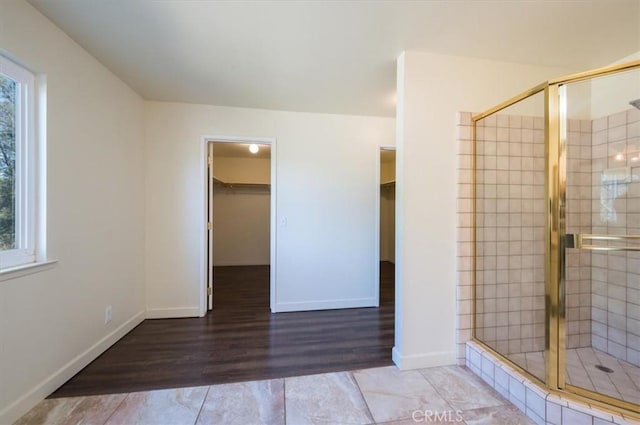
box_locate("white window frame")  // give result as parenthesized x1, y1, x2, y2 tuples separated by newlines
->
(0, 55, 37, 269)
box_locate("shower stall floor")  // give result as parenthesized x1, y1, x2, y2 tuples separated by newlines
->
(508, 347, 640, 403)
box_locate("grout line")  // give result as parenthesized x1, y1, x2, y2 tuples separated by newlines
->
(101, 392, 129, 425)
(593, 348, 623, 399)
(612, 356, 640, 401)
(419, 366, 467, 414)
(608, 357, 629, 399)
(193, 385, 211, 425)
(576, 347, 597, 393)
(282, 378, 287, 425)
(622, 361, 640, 394)
(349, 370, 377, 424)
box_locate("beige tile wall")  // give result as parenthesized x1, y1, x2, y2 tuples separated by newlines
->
(456, 112, 593, 369)
(565, 119, 593, 349)
(473, 112, 547, 356)
(458, 106, 640, 384)
(589, 108, 640, 366)
(456, 112, 474, 365)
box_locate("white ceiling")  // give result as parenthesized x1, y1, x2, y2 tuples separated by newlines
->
(27, 0, 640, 117)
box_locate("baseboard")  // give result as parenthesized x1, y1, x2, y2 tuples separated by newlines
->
(273, 297, 376, 313)
(0, 310, 145, 425)
(145, 307, 201, 319)
(392, 346, 456, 370)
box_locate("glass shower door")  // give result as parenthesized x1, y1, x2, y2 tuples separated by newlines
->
(473, 90, 547, 382)
(562, 70, 640, 406)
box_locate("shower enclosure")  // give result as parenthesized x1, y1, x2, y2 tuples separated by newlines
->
(472, 60, 640, 415)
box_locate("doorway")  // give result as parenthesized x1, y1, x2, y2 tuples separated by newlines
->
(204, 137, 276, 313)
(379, 147, 396, 306)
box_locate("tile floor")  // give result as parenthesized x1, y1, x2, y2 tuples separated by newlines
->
(509, 347, 640, 404)
(14, 365, 533, 425)
(507, 352, 545, 383)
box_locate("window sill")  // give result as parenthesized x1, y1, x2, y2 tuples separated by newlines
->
(0, 260, 58, 282)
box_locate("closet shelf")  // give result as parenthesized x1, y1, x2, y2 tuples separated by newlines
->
(381, 180, 396, 188)
(213, 176, 270, 190)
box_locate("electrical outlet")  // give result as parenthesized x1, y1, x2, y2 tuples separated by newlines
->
(105, 305, 112, 325)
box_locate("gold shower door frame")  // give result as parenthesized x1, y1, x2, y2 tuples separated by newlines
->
(471, 60, 640, 417)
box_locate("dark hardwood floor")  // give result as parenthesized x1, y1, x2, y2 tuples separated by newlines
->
(50, 262, 395, 398)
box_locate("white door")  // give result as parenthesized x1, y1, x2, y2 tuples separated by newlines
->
(207, 142, 214, 310)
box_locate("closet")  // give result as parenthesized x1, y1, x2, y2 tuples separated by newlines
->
(211, 143, 271, 267)
(380, 149, 395, 264)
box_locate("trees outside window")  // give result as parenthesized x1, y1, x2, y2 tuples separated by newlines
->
(0, 74, 16, 251)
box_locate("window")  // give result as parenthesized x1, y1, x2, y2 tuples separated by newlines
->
(0, 54, 38, 269)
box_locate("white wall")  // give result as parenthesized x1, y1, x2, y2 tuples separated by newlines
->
(145, 102, 394, 315)
(590, 53, 640, 119)
(0, 1, 145, 423)
(394, 51, 574, 369)
(213, 156, 270, 266)
(562, 53, 640, 122)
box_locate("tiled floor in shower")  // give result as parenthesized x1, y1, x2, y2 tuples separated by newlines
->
(509, 347, 640, 403)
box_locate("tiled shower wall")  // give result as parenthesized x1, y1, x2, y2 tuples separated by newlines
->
(455, 107, 640, 421)
(455, 112, 592, 367)
(473, 113, 547, 356)
(589, 108, 640, 366)
(457, 108, 640, 360)
(565, 119, 593, 349)
(456, 112, 473, 365)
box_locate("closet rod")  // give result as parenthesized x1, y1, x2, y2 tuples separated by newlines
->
(212, 175, 270, 190)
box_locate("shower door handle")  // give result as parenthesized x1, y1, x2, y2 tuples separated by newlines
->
(565, 233, 640, 251)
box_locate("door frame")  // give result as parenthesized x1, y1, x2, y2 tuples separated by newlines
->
(374, 145, 396, 307)
(199, 135, 277, 316)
